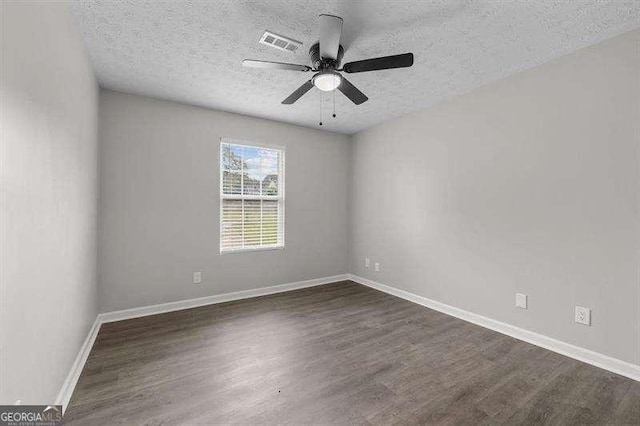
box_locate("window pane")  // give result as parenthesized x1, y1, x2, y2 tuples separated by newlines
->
(262, 200, 279, 245)
(258, 149, 279, 176)
(221, 200, 243, 250)
(262, 175, 278, 196)
(242, 176, 261, 196)
(222, 170, 242, 195)
(258, 149, 279, 196)
(243, 200, 262, 246)
(221, 143, 243, 171)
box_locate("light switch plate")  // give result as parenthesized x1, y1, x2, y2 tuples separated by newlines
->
(575, 306, 591, 325)
(516, 293, 527, 309)
(365, 258, 370, 268)
(374, 262, 380, 272)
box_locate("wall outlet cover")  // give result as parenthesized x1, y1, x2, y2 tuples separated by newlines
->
(365, 258, 370, 268)
(516, 293, 527, 309)
(575, 306, 591, 326)
(193, 271, 202, 284)
(374, 262, 380, 272)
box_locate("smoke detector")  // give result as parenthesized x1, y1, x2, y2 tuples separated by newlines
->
(259, 31, 302, 53)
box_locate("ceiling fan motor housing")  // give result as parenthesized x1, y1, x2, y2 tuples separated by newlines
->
(309, 42, 344, 70)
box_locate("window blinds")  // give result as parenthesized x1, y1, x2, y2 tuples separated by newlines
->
(220, 141, 285, 252)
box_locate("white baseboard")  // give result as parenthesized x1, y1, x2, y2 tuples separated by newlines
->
(55, 318, 101, 413)
(98, 274, 350, 324)
(349, 274, 640, 382)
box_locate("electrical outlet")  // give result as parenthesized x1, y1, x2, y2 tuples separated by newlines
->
(193, 272, 202, 284)
(575, 306, 591, 326)
(365, 258, 370, 268)
(515, 293, 527, 309)
(374, 262, 380, 272)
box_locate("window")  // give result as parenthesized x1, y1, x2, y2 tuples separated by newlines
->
(220, 140, 285, 253)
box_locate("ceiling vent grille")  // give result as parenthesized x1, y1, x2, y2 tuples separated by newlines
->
(259, 31, 302, 53)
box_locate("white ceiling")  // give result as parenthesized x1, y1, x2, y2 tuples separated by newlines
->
(71, 0, 640, 134)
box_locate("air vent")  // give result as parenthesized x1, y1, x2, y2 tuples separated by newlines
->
(259, 31, 302, 53)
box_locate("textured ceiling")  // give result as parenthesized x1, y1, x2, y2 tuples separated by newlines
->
(70, 0, 640, 134)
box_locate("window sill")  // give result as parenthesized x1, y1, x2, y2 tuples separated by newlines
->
(220, 245, 285, 255)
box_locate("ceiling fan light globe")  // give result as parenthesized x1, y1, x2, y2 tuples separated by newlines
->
(313, 72, 342, 91)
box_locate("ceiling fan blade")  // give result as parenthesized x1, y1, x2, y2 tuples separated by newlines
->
(338, 77, 368, 105)
(342, 53, 414, 73)
(282, 80, 314, 104)
(243, 59, 311, 72)
(318, 14, 343, 60)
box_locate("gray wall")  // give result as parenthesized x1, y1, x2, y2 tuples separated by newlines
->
(98, 91, 350, 312)
(0, 1, 99, 404)
(349, 30, 640, 365)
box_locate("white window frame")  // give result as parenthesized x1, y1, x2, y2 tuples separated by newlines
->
(219, 138, 285, 254)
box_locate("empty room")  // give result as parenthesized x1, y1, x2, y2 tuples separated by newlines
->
(1, 0, 639, 424)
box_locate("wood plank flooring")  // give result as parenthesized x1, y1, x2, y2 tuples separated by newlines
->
(64, 281, 640, 425)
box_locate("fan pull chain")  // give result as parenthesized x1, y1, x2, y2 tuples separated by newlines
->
(319, 92, 323, 126)
(332, 88, 336, 118)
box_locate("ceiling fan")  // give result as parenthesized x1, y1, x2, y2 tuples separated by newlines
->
(242, 14, 414, 105)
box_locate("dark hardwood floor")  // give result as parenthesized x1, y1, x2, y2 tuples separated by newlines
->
(64, 281, 640, 425)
